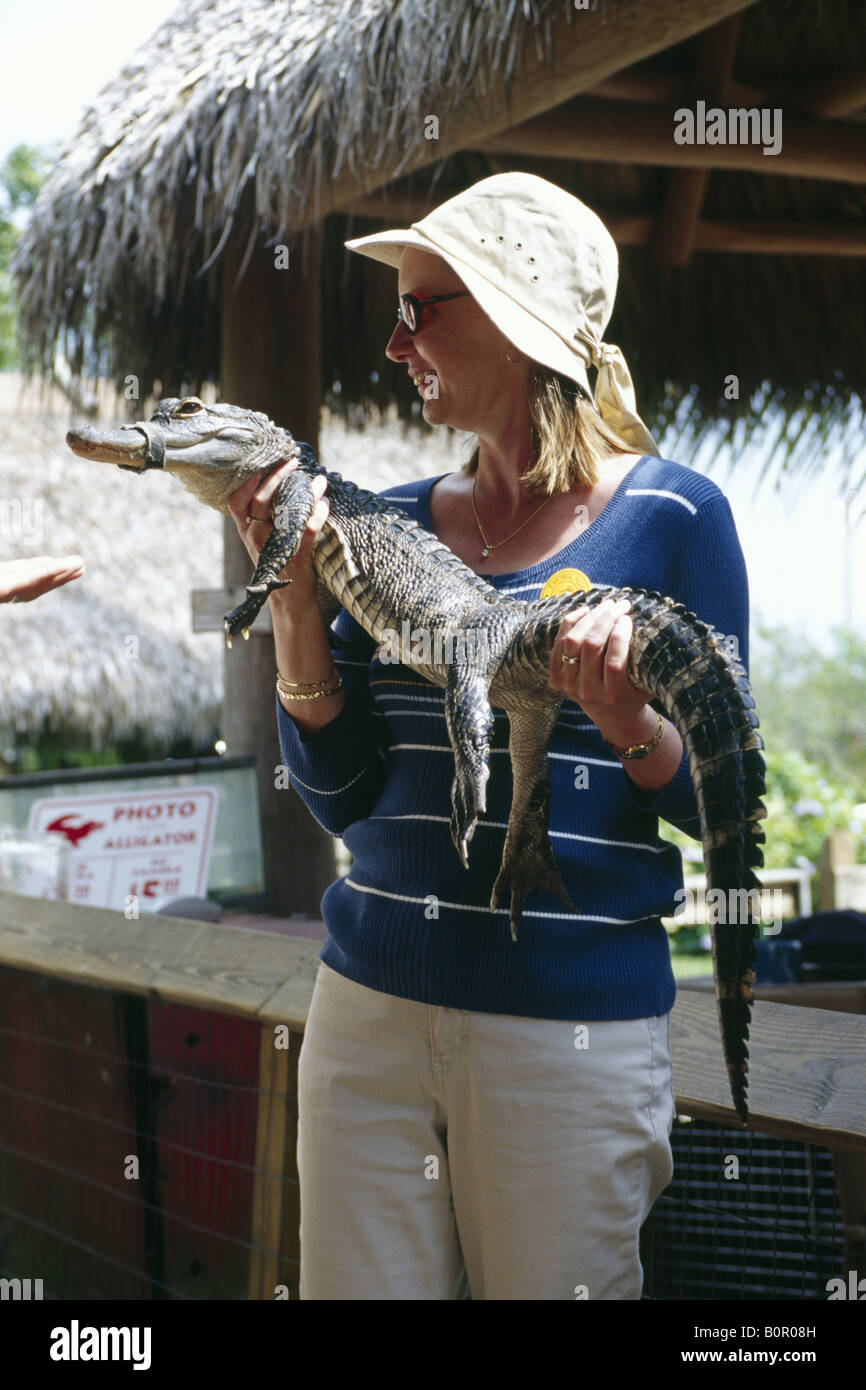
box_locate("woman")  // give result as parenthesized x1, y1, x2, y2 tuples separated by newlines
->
(228, 173, 750, 1300)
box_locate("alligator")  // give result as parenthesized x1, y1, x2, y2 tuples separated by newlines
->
(67, 397, 767, 1123)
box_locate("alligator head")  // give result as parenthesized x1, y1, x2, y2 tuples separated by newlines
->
(66, 397, 295, 512)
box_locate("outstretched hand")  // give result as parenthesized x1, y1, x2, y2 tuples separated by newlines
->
(0, 555, 84, 604)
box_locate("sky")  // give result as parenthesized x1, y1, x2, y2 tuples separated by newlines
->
(1, 0, 864, 649)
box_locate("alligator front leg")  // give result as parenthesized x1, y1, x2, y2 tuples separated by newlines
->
(223, 469, 317, 644)
(445, 665, 494, 869)
(491, 702, 572, 941)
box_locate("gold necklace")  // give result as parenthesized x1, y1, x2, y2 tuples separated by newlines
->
(471, 476, 553, 558)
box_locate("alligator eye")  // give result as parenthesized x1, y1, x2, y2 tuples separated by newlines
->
(174, 397, 205, 416)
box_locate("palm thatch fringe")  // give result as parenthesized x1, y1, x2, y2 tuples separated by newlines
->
(9, 0, 866, 476)
(0, 377, 465, 748)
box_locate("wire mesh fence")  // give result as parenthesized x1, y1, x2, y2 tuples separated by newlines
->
(641, 1116, 861, 1300)
(0, 968, 298, 1300)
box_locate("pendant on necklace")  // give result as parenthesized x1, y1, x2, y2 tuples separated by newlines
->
(481, 548, 490, 558)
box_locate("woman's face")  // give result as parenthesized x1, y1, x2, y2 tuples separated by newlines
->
(386, 248, 530, 436)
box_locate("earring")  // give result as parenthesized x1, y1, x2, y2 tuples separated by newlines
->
(505, 349, 522, 364)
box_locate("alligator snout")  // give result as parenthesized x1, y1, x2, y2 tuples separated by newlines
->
(66, 422, 165, 471)
(66, 424, 149, 467)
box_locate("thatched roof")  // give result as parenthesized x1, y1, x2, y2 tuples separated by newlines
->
(0, 376, 223, 751)
(10, 0, 866, 472)
(0, 375, 465, 750)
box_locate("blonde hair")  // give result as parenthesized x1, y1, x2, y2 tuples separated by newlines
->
(464, 361, 638, 494)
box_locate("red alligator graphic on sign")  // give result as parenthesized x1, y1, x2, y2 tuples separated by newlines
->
(45, 815, 105, 848)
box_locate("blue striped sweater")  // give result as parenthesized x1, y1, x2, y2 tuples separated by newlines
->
(276, 454, 750, 1020)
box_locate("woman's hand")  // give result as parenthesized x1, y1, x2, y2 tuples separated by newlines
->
(226, 459, 330, 608)
(0, 555, 84, 603)
(550, 595, 684, 791)
(227, 458, 341, 729)
(549, 596, 654, 744)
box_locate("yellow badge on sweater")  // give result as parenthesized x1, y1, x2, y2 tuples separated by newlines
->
(540, 568, 592, 599)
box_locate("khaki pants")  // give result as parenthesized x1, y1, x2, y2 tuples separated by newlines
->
(298, 961, 675, 1300)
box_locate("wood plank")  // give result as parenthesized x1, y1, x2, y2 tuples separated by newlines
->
(795, 65, 866, 120)
(589, 67, 759, 108)
(651, 14, 742, 267)
(586, 64, 866, 122)
(681, 977, 866, 1014)
(0, 891, 321, 1022)
(247, 1023, 301, 1300)
(248, 1024, 289, 1299)
(480, 98, 866, 183)
(277, 1031, 302, 1298)
(671, 991, 866, 1151)
(693, 218, 866, 256)
(750, 983, 866, 1013)
(343, 197, 866, 256)
(301, 0, 763, 226)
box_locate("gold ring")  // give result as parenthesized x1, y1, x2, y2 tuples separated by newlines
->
(560, 653, 580, 665)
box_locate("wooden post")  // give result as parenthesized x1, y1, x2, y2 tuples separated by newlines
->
(819, 830, 856, 911)
(248, 1022, 301, 1300)
(221, 221, 337, 915)
(651, 14, 742, 267)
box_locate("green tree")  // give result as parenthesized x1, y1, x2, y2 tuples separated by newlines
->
(0, 144, 50, 369)
(663, 745, 866, 900)
(748, 622, 866, 793)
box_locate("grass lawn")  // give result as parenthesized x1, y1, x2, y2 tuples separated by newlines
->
(671, 951, 713, 980)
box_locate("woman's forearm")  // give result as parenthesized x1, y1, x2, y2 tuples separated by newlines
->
(270, 592, 346, 734)
(593, 705, 684, 793)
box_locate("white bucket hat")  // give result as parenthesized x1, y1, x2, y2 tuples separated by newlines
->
(345, 171, 659, 457)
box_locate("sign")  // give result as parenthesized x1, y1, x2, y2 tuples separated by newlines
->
(28, 788, 219, 910)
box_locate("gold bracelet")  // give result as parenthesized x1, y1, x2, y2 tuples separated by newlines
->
(606, 712, 665, 760)
(276, 669, 338, 689)
(276, 675, 343, 701)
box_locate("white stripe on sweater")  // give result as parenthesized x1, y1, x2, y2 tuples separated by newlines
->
(344, 878, 660, 924)
(624, 487, 697, 515)
(287, 765, 371, 796)
(366, 813, 673, 853)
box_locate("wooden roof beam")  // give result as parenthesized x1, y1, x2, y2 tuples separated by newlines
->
(313, 0, 762, 228)
(692, 218, 866, 256)
(589, 68, 759, 108)
(478, 98, 866, 183)
(795, 65, 866, 120)
(588, 62, 866, 121)
(342, 198, 866, 257)
(652, 14, 743, 267)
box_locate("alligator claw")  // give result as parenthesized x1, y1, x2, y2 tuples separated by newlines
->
(449, 763, 487, 869)
(445, 665, 493, 871)
(491, 832, 571, 942)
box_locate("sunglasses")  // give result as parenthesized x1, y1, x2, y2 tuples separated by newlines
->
(397, 290, 471, 334)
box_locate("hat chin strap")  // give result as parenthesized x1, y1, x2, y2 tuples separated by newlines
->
(575, 335, 660, 458)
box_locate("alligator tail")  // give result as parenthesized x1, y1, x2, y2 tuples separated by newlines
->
(621, 587, 765, 1125)
(525, 585, 767, 1124)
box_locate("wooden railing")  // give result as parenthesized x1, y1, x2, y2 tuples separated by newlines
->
(0, 891, 864, 1299)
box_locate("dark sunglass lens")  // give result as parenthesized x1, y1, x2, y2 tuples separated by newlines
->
(402, 298, 417, 333)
